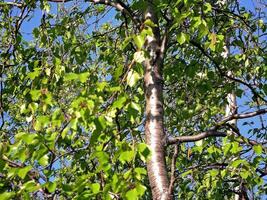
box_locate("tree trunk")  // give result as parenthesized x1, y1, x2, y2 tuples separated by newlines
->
(226, 85, 248, 200)
(222, 39, 243, 200)
(144, 50, 170, 200)
(143, 2, 171, 200)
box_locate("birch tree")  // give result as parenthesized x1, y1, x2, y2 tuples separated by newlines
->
(0, 0, 267, 199)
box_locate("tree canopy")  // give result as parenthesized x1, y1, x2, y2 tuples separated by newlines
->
(0, 0, 267, 199)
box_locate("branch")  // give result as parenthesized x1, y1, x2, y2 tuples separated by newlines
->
(2, 155, 23, 168)
(222, 73, 267, 104)
(217, 108, 267, 127)
(89, 0, 139, 25)
(212, 7, 253, 30)
(168, 108, 267, 145)
(48, 0, 139, 25)
(189, 40, 267, 103)
(47, 0, 72, 2)
(256, 168, 267, 178)
(167, 130, 226, 145)
(226, 124, 260, 146)
(168, 145, 178, 195)
(0, 2, 23, 8)
(176, 162, 228, 175)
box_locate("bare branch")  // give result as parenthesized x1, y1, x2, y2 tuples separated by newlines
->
(217, 108, 267, 127)
(48, 0, 139, 25)
(47, 0, 72, 2)
(167, 130, 226, 145)
(2, 155, 23, 168)
(176, 162, 228, 175)
(167, 108, 267, 145)
(168, 109, 267, 145)
(89, 0, 139, 25)
(0, 2, 23, 8)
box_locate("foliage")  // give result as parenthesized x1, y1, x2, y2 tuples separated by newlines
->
(0, 0, 266, 199)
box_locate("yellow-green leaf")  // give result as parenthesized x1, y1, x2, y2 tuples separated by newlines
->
(127, 70, 141, 87)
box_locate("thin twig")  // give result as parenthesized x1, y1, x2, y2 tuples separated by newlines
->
(168, 145, 178, 195)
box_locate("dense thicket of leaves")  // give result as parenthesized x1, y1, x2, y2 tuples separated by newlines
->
(0, 0, 266, 199)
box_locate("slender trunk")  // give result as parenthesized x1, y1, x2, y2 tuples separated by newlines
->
(226, 89, 248, 200)
(222, 39, 241, 199)
(224, 38, 248, 198)
(226, 81, 248, 200)
(225, 80, 237, 128)
(143, 3, 171, 199)
(225, 72, 239, 200)
(144, 51, 170, 200)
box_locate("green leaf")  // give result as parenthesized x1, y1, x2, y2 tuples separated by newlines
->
(133, 35, 145, 49)
(122, 37, 131, 50)
(17, 166, 32, 179)
(127, 70, 141, 87)
(231, 142, 242, 154)
(209, 169, 219, 177)
(195, 140, 203, 147)
(34, 116, 50, 131)
(38, 154, 49, 166)
(94, 151, 109, 164)
(221, 169, 227, 178)
(253, 145, 262, 155)
(119, 151, 134, 163)
(137, 143, 150, 162)
(22, 180, 40, 192)
(90, 183, 100, 194)
(231, 159, 244, 168)
(30, 90, 41, 101)
(112, 95, 127, 109)
(78, 72, 89, 83)
(26, 115, 33, 123)
(209, 32, 217, 51)
(240, 170, 250, 179)
(21, 133, 37, 144)
(61, 127, 69, 139)
(64, 71, 83, 82)
(64, 73, 78, 81)
(130, 101, 141, 113)
(177, 32, 188, 45)
(27, 68, 41, 80)
(0, 192, 15, 200)
(223, 142, 231, 156)
(136, 183, 146, 196)
(47, 182, 57, 193)
(144, 19, 157, 27)
(204, 3, 212, 13)
(245, 59, 249, 67)
(32, 28, 39, 38)
(42, 1, 50, 13)
(20, 104, 27, 114)
(95, 116, 107, 131)
(126, 188, 138, 200)
(134, 167, 147, 180)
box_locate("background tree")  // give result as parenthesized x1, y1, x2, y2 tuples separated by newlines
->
(0, 0, 266, 199)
